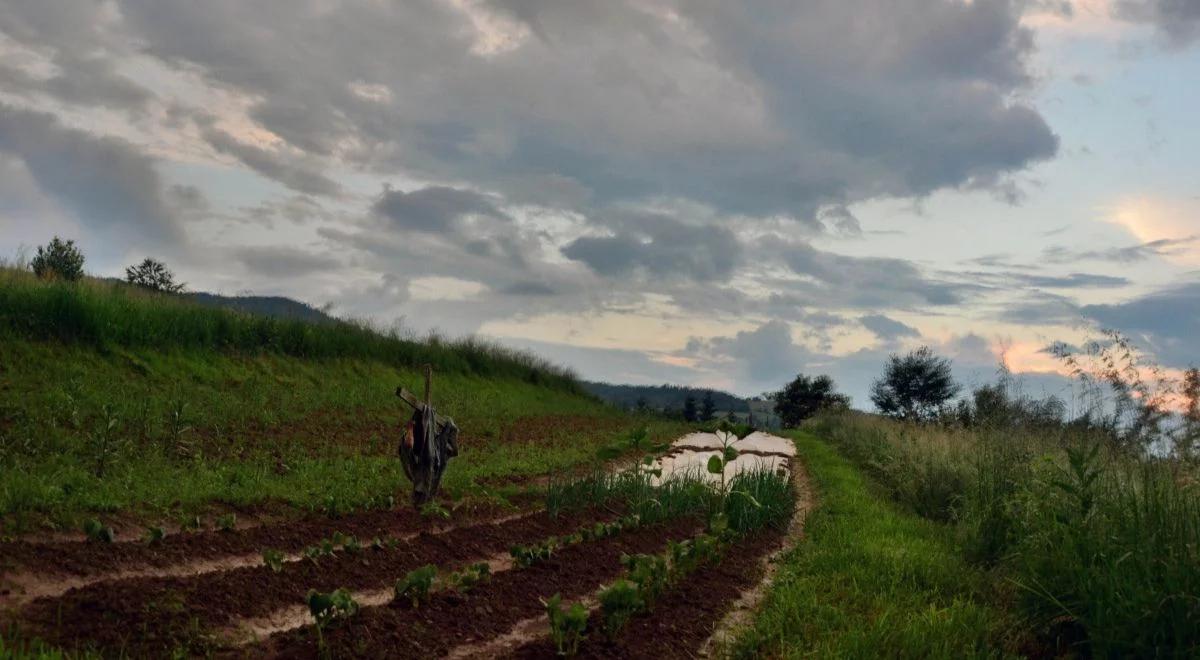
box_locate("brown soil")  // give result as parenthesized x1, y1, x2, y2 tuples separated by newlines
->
(0, 500, 515, 582)
(508, 529, 786, 659)
(243, 517, 704, 659)
(11, 509, 616, 656)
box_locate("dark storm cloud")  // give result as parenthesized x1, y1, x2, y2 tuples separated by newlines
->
(703, 320, 813, 384)
(1042, 236, 1197, 263)
(860, 314, 921, 341)
(1115, 0, 1200, 47)
(1080, 280, 1200, 368)
(25, 0, 1058, 218)
(234, 246, 341, 278)
(371, 186, 506, 234)
(563, 217, 742, 282)
(777, 241, 965, 307)
(202, 127, 342, 197)
(0, 103, 180, 243)
(0, 57, 152, 113)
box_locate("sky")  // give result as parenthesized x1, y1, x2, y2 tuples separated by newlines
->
(1, 0, 1197, 406)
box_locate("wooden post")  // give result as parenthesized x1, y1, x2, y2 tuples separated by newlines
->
(423, 364, 433, 407)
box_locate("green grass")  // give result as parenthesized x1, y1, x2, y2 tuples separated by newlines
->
(806, 411, 1200, 657)
(0, 267, 580, 392)
(733, 432, 1019, 658)
(0, 269, 691, 532)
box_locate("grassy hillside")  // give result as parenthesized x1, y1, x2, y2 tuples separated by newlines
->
(0, 268, 685, 533)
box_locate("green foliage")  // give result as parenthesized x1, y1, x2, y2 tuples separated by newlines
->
(732, 432, 1014, 658)
(544, 593, 588, 657)
(306, 588, 359, 628)
(808, 411, 1200, 657)
(124, 258, 185, 294)
(419, 501, 451, 520)
(31, 237, 85, 282)
(262, 549, 285, 573)
(770, 374, 850, 428)
(0, 267, 581, 392)
(215, 513, 237, 531)
(620, 553, 669, 609)
(597, 579, 642, 639)
(81, 518, 114, 543)
(144, 526, 166, 544)
(394, 564, 437, 607)
(869, 346, 959, 422)
(449, 562, 491, 593)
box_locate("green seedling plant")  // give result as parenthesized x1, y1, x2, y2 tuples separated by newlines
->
(216, 513, 237, 531)
(621, 553, 669, 609)
(82, 518, 114, 543)
(180, 514, 203, 531)
(450, 562, 491, 593)
(395, 564, 437, 607)
(145, 526, 166, 544)
(262, 549, 286, 573)
(306, 587, 360, 650)
(598, 579, 642, 639)
(544, 593, 588, 657)
(420, 501, 451, 520)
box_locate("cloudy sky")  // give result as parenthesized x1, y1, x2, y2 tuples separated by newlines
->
(2, 0, 1197, 404)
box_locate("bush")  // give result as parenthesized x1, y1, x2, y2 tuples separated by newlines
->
(125, 258, 185, 293)
(31, 237, 84, 282)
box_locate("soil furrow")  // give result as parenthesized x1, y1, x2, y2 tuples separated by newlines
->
(0, 511, 532, 609)
(507, 529, 786, 659)
(0, 501, 518, 583)
(13, 509, 612, 657)
(239, 516, 703, 659)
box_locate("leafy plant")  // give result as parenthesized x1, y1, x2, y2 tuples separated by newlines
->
(621, 553, 669, 609)
(395, 564, 437, 607)
(82, 518, 115, 543)
(216, 513, 237, 531)
(450, 562, 491, 592)
(420, 501, 451, 520)
(31, 237, 85, 281)
(145, 526, 166, 544)
(262, 549, 285, 573)
(598, 579, 642, 639)
(544, 593, 588, 656)
(307, 587, 359, 634)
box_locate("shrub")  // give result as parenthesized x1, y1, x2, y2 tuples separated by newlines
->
(31, 237, 84, 281)
(870, 346, 959, 422)
(125, 258, 185, 293)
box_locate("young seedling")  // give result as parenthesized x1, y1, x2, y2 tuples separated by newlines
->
(544, 593, 588, 656)
(420, 501, 451, 520)
(145, 526, 166, 544)
(450, 562, 491, 593)
(180, 514, 203, 532)
(262, 549, 286, 573)
(621, 553, 668, 609)
(216, 513, 237, 532)
(598, 579, 642, 639)
(306, 587, 360, 650)
(82, 518, 115, 543)
(395, 564, 437, 607)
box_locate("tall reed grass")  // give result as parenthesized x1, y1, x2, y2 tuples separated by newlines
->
(0, 267, 581, 392)
(808, 411, 1200, 656)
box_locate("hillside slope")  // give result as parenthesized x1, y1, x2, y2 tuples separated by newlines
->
(0, 269, 684, 533)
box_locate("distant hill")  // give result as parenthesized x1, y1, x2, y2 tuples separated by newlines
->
(583, 381, 749, 412)
(186, 292, 335, 323)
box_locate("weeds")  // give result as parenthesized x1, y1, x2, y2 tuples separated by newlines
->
(448, 562, 491, 593)
(216, 513, 236, 531)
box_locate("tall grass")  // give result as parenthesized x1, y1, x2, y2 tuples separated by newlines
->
(809, 411, 1200, 657)
(0, 267, 581, 393)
